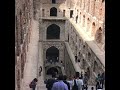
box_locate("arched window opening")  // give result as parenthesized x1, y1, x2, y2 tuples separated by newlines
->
(95, 27, 103, 43)
(88, 52, 91, 62)
(75, 55, 77, 62)
(91, 22, 95, 36)
(99, 8, 102, 16)
(102, 0, 105, 3)
(87, 18, 90, 32)
(82, 59, 85, 69)
(47, 67, 58, 75)
(52, 0, 56, 4)
(86, 67, 90, 79)
(50, 7, 57, 16)
(79, 12, 81, 23)
(46, 46, 59, 63)
(76, 15, 78, 23)
(47, 24, 60, 39)
(78, 52, 81, 62)
(63, 10, 65, 17)
(93, 61, 98, 72)
(88, 52, 91, 58)
(42, 9, 45, 17)
(83, 45, 85, 49)
(68, 34, 69, 42)
(83, 15, 85, 27)
(70, 10, 73, 18)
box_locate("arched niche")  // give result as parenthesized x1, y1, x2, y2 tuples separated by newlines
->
(47, 24, 60, 39)
(50, 7, 57, 16)
(46, 46, 59, 62)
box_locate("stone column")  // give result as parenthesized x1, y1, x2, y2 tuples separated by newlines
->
(59, 48, 64, 63)
(39, 22, 43, 41)
(43, 47, 47, 65)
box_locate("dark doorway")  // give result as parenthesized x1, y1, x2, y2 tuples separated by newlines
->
(52, 0, 56, 4)
(93, 61, 98, 72)
(76, 15, 78, 23)
(63, 10, 65, 17)
(87, 67, 90, 79)
(50, 7, 57, 16)
(70, 10, 73, 18)
(47, 24, 60, 39)
(68, 34, 69, 42)
(95, 27, 102, 43)
(46, 46, 59, 62)
(42, 9, 45, 17)
(47, 67, 58, 75)
(91, 22, 95, 36)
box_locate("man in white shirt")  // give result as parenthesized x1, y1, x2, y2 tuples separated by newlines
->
(72, 72, 83, 90)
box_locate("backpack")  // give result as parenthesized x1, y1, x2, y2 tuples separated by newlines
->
(46, 78, 57, 89)
(72, 80, 78, 90)
(29, 81, 35, 88)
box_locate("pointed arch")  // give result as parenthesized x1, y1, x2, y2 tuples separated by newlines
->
(52, 0, 56, 4)
(87, 18, 90, 32)
(46, 67, 58, 75)
(50, 7, 57, 16)
(46, 46, 59, 62)
(91, 22, 96, 36)
(47, 24, 60, 39)
(95, 27, 103, 43)
(83, 15, 85, 27)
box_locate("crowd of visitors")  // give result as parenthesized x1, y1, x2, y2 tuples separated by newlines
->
(29, 71, 105, 90)
(45, 72, 105, 90)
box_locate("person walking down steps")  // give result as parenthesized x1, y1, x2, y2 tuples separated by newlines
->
(29, 78, 38, 90)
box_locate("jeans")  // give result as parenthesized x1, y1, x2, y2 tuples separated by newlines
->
(32, 87, 35, 90)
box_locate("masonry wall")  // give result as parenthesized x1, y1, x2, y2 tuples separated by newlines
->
(15, 0, 34, 90)
(64, 46, 76, 77)
(64, 0, 105, 85)
(39, 3, 66, 18)
(64, 0, 105, 50)
(65, 20, 105, 85)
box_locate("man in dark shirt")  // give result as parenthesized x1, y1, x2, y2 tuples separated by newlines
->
(29, 78, 38, 90)
(46, 73, 58, 90)
(63, 75, 70, 90)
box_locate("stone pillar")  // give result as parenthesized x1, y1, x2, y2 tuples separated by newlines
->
(43, 48, 47, 65)
(39, 22, 43, 41)
(90, 0, 95, 16)
(59, 48, 64, 64)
